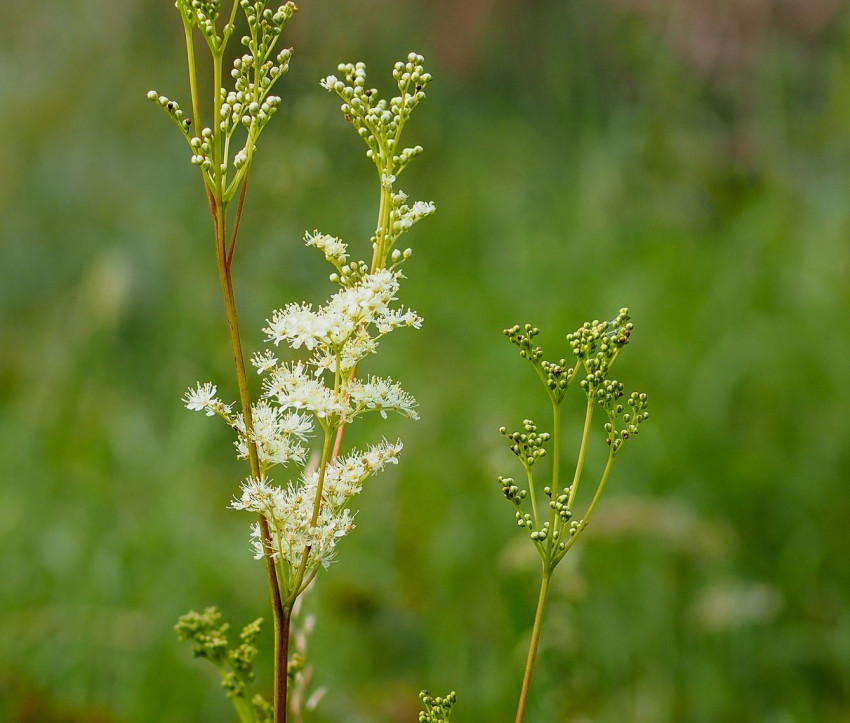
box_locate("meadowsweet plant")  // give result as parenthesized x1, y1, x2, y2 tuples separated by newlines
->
(149, 2, 435, 720)
(500, 309, 650, 722)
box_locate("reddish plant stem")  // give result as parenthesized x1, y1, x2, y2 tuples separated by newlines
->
(211, 196, 289, 722)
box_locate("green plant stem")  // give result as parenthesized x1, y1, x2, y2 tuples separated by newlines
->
(556, 449, 616, 563)
(546, 399, 562, 548)
(332, 177, 394, 460)
(182, 19, 203, 133)
(233, 691, 258, 723)
(515, 566, 552, 723)
(228, 172, 250, 268)
(212, 198, 288, 723)
(180, 11, 288, 721)
(567, 397, 594, 511)
(288, 425, 335, 606)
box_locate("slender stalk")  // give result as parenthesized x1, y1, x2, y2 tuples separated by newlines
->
(228, 172, 250, 269)
(288, 426, 335, 606)
(182, 19, 203, 133)
(567, 397, 594, 511)
(333, 176, 393, 460)
(546, 399, 562, 550)
(515, 567, 552, 723)
(557, 449, 616, 562)
(177, 9, 296, 722)
(212, 197, 288, 722)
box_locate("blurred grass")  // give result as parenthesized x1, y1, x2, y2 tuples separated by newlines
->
(2, 0, 850, 721)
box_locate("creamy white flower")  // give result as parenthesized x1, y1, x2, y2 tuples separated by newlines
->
(183, 382, 229, 416)
(304, 439, 404, 506)
(232, 401, 312, 467)
(319, 74, 339, 91)
(393, 199, 435, 233)
(309, 329, 379, 375)
(264, 362, 344, 420)
(304, 230, 348, 266)
(264, 302, 331, 350)
(347, 376, 418, 420)
(263, 270, 404, 355)
(251, 349, 278, 374)
(374, 307, 423, 334)
(243, 480, 356, 569)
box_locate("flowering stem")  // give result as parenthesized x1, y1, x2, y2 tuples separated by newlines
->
(288, 425, 335, 605)
(212, 196, 288, 722)
(332, 174, 393, 459)
(515, 566, 552, 723)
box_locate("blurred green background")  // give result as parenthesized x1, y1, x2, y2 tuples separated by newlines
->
(2, 0, 849, 721)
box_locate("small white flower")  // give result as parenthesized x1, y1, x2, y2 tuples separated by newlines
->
(183, 382, 221, 416)
(304, 230, 348, 266)
(375, 307, 423, 334)
(263, 302, 330, 351)
(393, 199, 435, 233)
(347, 376, 418, 420)
(264, 362, 344, 420)
(251, 349, 278, 374)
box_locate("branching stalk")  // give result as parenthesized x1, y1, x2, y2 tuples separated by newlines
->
(515, 567, 552, 723)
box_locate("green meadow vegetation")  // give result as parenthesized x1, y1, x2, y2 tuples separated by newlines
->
(1, 1, 849, 721)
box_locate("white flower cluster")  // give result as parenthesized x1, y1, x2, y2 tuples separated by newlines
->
(183, 260, 421, 577)
(232, 440, 403, 570)
(179, 53, 434, 587)
(262, 268, 421, 375)
(304, 230, 348, 268)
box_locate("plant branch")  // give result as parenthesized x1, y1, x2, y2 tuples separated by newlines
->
(515, 567, 552, 723)
(212, 196, 288, 722)
(228, 171, 250, 270)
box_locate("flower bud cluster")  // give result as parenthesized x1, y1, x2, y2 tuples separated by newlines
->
(241, 1, 297, 54)
(232, 439, 402, 570)
(175, 607, 269, 707)
(147, 92, 193, 133)
(321, 53, 431, 170)
(418, 690, 457, 723)
(178, 0, 223, 44)
(389, 191, 435, 238)
(604, 390, 649, 455)
(504, 324, 575, 402)
(499, 310, 651, 564)
(320, 54, 434, 268)
(500, 419, 549, 469)
(503, 323, 544, 363)
(498, 476, 527, 505)
(151, 2, 297, 199)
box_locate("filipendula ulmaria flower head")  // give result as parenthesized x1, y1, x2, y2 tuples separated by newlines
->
(183, 55, 434, 597)
(499, 309, 650, 567)
(185, 266, 419, 584)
